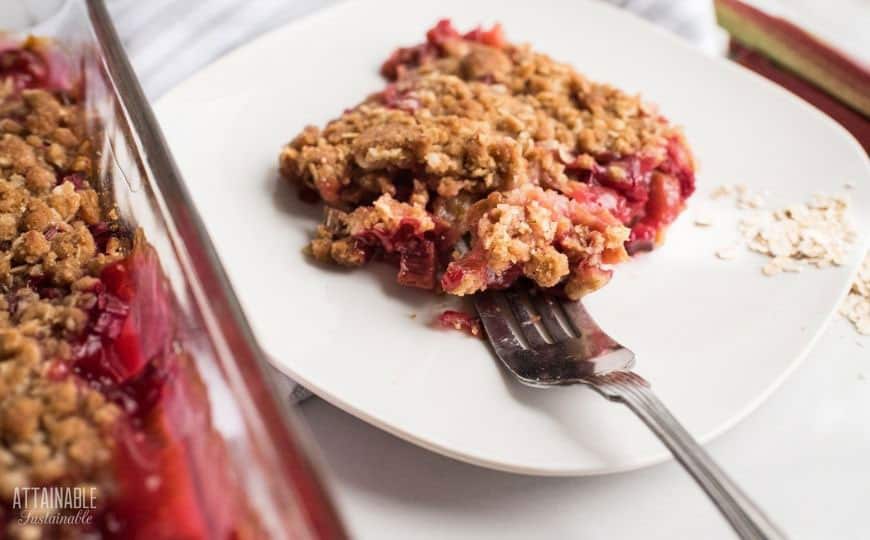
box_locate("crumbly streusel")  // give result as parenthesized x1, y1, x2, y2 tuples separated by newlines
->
(443, 184, 629, 298)
(0, 71, 130, 534)
(0, 37, 270, 540)
(280, 20, 695, 300)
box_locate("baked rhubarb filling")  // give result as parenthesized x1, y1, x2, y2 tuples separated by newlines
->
(0, 39, 258, 538)
(281, 20, 696, 300)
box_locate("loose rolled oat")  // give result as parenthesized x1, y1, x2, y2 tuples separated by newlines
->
(693, 212, 714, 227)
(739, 193, 855, 271)
(712, 183, 866, 335)
(710, 183, 767, 209)
(841, 252, 870, 335)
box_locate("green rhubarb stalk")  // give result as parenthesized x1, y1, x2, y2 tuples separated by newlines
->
(715, 0, 870, 117)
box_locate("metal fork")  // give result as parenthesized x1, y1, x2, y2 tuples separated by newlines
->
(474, 285, 786, 540)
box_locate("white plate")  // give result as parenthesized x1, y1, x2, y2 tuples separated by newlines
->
(154, 0, 870, 475)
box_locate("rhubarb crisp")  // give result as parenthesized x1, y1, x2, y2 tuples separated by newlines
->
(0, 39, 258, 538)
(280, 20, 696, 299)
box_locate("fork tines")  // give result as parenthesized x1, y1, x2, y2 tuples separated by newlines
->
(473, 283, 633, 385)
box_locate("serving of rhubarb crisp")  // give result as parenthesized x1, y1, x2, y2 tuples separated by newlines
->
(280, 20, 696, 300)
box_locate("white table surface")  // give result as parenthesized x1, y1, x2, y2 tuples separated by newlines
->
(300, 314, 869, 539)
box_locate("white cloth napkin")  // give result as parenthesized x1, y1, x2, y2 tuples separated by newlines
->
(105, 0, 721, 99)
(106, 0, 719, 402)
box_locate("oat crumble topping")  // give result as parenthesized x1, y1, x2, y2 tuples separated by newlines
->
(0, 38, 262, 539)
(0, 84, 128, 526)
(280, 20, 696, 300)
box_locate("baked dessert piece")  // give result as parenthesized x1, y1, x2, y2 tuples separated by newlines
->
(280, 20, 695, 299)
(0, 38, 259, 538)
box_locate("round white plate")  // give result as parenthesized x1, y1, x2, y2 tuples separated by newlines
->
(153, 0, 870, 475)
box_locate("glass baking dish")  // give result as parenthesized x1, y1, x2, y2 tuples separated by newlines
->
(0, 0, 346, 538)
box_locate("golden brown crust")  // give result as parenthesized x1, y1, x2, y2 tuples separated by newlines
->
(280, 37, 683, 207)
(444, 184, 628, 298)
(280, 21, 694, 299)
(308, 194, 436, 266)
(0, 81, 128, 529)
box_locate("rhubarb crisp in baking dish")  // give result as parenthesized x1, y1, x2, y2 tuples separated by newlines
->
(280, 20, 696, 300)
(0, 38, 258, 538)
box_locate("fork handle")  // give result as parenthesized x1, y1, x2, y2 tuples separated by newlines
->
(588, 372, 786, 540)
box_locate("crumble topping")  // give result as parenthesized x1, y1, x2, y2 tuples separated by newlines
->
(0, 38, 280, 540)
(280, 20, 696, 300)
(0, 75, 131, 533)
(442, 184, 628, 298)
(307, 194, 442, 289)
